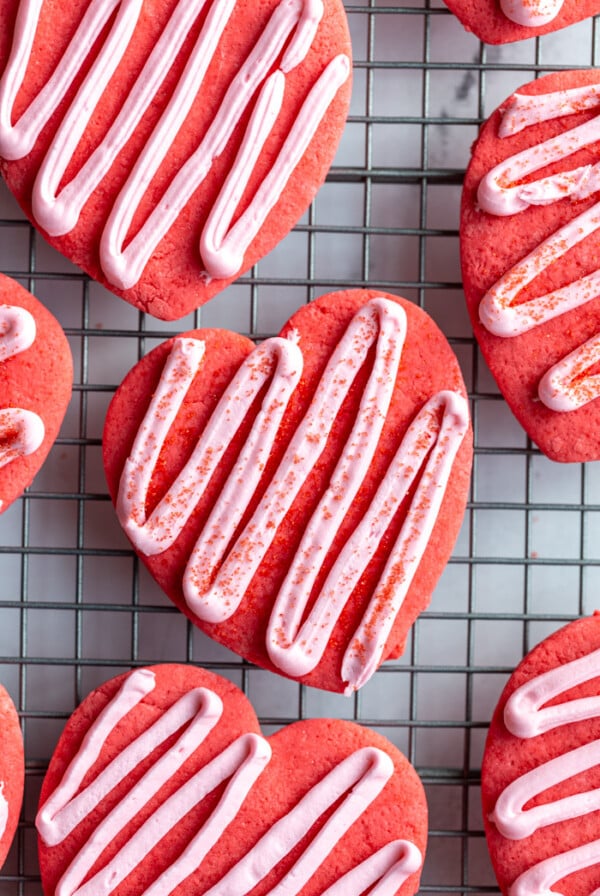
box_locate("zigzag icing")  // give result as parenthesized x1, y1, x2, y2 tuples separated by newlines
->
(36, 668, 422, 896)
(0, 0, 350, 286)
(492, 643, 600, 896)
(477, 82, 600, 412)
(116, 298, 469, 692)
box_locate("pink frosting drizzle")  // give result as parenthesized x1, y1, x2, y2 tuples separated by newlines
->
(116, 298, 469, 691)
(0, 304, 36, 360)
(476, 81, 600, 413)
(499, 0, 564, 27)
(491, 642, 600, 896)
(0, 784, 7, 842)
(36, 669, 422, 896)
(0, 305, 44, 484)
(0, 0, 350, 287)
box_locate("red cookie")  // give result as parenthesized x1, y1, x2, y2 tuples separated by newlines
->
(482, 615, 600, 896)
(442, 0, 600, 44)
(461, 70, 600, 463)
(0, 684, 24, 870)
(0, 273, 72, 511)
(103, 289, 472, 693)
(0, 0, 352, 321)
(36, 664, 427, 896)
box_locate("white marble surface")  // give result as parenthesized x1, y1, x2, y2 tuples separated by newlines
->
(0, 3, 597, 895)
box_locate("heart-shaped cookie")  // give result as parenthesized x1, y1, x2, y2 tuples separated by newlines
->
(442, 0, 600, 44)
(0, 0, 351, 321)
(0, 273, 72, 511)
(482, 614, 600, 896)
(0, 683, 24, 870)
(36, 664, 427, 896)
(461, 70, 600, 463)
(103, 289, 472, 693)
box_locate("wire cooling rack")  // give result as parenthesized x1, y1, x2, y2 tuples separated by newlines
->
(1, 2, 600, 894)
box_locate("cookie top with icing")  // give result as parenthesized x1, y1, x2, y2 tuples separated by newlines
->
(442, 0, 599, 44)
(103, 289, 472, 693)
(37, 664, 427, 896)
(0, 683, 23, 871)
(461, 69, 600, 462)
(0, 0, 352, 320)
(0, 273, 72, 511)
(482, 615, 600, 896)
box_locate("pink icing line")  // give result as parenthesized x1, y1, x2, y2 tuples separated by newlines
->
(0, 306, 44, 481)
(200, 53, 350, 281)
(503, 645, 600, 738)
(499, 85, 600, 138)
(478, 204, 600, 338)
(476, 82, 600, 413)
(478, 101, 600, 217)
(0, 784, 7, 842)
(510, 842, 600, 896)
(499, 0, 564, 27)
(319, 840, 423, 896)
(37, 669, 421, 896)
(36, 669, 271, 896)
(338, 390, 469, 693)
(183, 302, 467, 692)
(116, 298, 468, 691)
(265, 390, 468, 693)
(491, 644, 600, 896)
(184, 298, 408, 623)
(199, 746, 414, 896)
(538, 330, 600, 411)
(0, 408, 45, 471)
(0, 305, 36, 360)
(118, 335, 303, 555)
(0, 0, 349, 287)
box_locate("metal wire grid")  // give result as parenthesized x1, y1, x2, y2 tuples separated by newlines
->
(1, 2, 600, 895)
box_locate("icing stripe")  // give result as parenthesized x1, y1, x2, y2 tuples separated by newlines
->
(319, 840, 423, 896)
(0, 0, 350, 286)
(476, 82, 600, 412)
(0, 305, 36, 360)
(198, 747, 413, 896)
(266, 390, 468, 693)
(499, 0, 564, 27)
(478, 204, 600, 338)
(503, 645, 600, 738)
(538, 331, 600, 412)
(0, 784, 7, 842)
(116, 298, 469, 691)
(0, 408, 45, 470)
(37, 669, 423, 896)
(491, 643, 600, 896)
(36, 669, 222, 845)
(499, 85, 600, 138)
(199, 53, 350, 282)
(184, 297, 408, 624)
(0, 306, 45, 478)
(118, 334, 303, 556)
(37, 669, 271, 896)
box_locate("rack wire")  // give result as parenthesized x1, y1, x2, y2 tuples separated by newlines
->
(1, 2, 599, 894)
